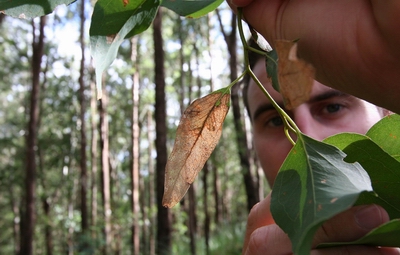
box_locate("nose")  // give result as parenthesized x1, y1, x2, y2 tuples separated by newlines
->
(292, 108, 325, 141)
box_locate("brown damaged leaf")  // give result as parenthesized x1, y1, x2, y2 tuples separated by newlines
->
(276, 40, 315, 110)
(162, 91, 230, 208)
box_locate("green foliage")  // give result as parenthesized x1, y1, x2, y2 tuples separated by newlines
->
(271, 115, 400, 254)
(88, 0, 222, 98)
(271, 134, 373, 254)
(90, 0, 160, 99)
(161, 0, 223, 18)
(265, 49, 279, 92)
(0, 0, 75, 18)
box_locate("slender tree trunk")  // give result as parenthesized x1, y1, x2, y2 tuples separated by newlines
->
(188, 47, 197, 255)
(20, 16, 46, 255)
(99, 86, 111, 255)
(109, 155, 121, 254)
(147, 110, 156, 255)
(178, 19, 185, 115)
(212, 161, 222, 224)
(202, 163, 210, 255)
(37, 147, 53, 255)
(153, 8, 172, 255)
(42, 198, 53, 255)
(130, 36, 141, 255)
(90, 74, 98, 237)
(217, 10, 260, 211)
(78, 0, 89, 240)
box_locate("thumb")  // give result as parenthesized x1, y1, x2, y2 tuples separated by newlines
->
(243, 192, 275, 251)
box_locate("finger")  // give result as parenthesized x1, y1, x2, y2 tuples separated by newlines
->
(311, 246, 400, 255)
(243, 192, 275, 252)
(313, 204, 390, 247)
(244, 224, 292, 255)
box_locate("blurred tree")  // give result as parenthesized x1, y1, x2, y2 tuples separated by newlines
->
(99, 84, 111, 254)
(78, 0, 89, 242)
(153, 8, 172, 255)
(20, 15, 46, 255)
(130, 36, 141, 255)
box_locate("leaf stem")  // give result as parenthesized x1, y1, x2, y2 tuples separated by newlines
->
(237, 8, 301, 145)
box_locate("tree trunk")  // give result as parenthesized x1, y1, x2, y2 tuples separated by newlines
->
(42, 198, 53, 255)
(217, 10, 260, 211)
(130, 36, 141, 255)
(20, 16, 46, 255)
(202, 162, 210, 255)
(90, 75, 98, 238)
(78, 0, 89, 240)
(147, 109, 156, 255)
(99, 85, 112, 255)
(153, 8, 172, 255)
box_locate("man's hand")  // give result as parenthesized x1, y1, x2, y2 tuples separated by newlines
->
(228, 0, 400, 113)
(243, 192, 400, 255)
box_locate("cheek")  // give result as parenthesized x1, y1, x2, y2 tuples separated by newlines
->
(254, 137, 293, 187)
(343, 106, 383, 134)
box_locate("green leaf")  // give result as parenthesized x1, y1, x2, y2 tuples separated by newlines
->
(340, 137, 400, 218)
(0, 0, 76, 18)
(320, 116, 400, 249)
(265, 49, 279, 92)
(325, 128, 400, 219)
(161, 0, 223, 18)
(89, 0, 159, 98)
(366, 114, 400, 162)
(271, 134, 373, 255)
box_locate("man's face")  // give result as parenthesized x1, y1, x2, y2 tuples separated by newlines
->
(247, 60, 384, 187)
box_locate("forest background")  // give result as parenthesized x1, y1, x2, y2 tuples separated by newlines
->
(0, 1, 266, 254)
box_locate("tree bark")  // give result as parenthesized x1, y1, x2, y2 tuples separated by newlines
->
(130, 36, 141, 255)
(153, 8, 172, 255)
(20, 16, 46, 255)
(99, 85, 112, 255)
(78, 0, 89, 240)
(202, 162, 210, 255)
(147, 110, 156, 255)
(90, 75, 98, 238)
(217, 10, 260, 211)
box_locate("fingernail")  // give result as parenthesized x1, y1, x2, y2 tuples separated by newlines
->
(355, 205, 387, 230)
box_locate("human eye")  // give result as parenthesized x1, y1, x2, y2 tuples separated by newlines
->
(316, 101, 348, 120)
(254, 111, 284, 132)
(266, 115, 284, 127)
(323, 103, 343, 114)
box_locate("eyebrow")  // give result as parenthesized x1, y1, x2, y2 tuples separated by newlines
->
(252, 89, 350, 121)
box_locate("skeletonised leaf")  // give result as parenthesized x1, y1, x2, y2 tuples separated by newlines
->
(162, 90, 230, 208)
(161, 0, 223, 18)
(0, 0, 75, 18)
(89, 0, 159, 99)
(275, 40, 315, 109)
(271, 134, 373, 255)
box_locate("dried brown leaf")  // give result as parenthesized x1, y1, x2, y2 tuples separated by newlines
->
(162, 91, 230, 208)
(276, 40, 315, 110)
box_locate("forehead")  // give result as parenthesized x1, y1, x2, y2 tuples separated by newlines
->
(247, 60, 334, 117)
